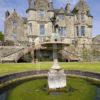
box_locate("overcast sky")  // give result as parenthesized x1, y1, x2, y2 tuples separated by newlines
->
(0, 0, 100, 37)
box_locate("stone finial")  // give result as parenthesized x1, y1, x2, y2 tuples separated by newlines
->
(67, 0, 71, 4)
(65, 0, 71, 14)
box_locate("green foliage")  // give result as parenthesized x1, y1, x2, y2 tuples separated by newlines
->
(0, 31, 4, 41)
(72, 7, 78, 14)
(7, 77, 96, 100)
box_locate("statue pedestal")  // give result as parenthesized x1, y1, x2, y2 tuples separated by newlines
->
(48, 59, 66, 90)
(48, 68, 66, 90)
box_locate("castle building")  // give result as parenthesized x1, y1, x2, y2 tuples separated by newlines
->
(4, 0, 93, 61)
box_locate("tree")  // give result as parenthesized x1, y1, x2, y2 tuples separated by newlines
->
(0, 31, 4, 41)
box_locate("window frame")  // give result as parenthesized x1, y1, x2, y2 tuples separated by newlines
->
(81, 26, 85, 36)
(13, 20, 17, 29)
(39, 10, 45, 17)
(59, 27, 66, 37)
(58, 15, 64, 20)
(40, 24, 45, 36)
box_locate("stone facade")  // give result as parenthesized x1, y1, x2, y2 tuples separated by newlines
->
(4, 0, 93, 61)
(4, 10, 27, 45)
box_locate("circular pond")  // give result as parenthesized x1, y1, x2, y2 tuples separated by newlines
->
(0, 77, 99, 100)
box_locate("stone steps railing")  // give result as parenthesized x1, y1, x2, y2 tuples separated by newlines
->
(0, 47, 25, 58)
(0, 46, 33, 63)
(0, 70, 100, 85)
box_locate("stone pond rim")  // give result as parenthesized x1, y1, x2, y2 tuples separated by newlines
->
(0, 70, 100, 89)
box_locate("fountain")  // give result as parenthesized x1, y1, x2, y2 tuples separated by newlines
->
(48, 42, 67, 91)
(41, 15, 68, 91)
(41, 41, 68, 91)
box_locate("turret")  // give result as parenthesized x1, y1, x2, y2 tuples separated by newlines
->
(28, 0, 35, 9)
(26, 0, 35, 12)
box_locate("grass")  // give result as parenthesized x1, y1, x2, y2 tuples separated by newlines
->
(7, 77, 96, 100)
(0, 62, 100, 76)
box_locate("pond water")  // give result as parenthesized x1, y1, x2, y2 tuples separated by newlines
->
(95, 87, 100, 100)
(0, 92, 7, 100)
(0, 78, 100, 100)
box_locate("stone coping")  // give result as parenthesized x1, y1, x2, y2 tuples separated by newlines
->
(0, 70, 100, 85)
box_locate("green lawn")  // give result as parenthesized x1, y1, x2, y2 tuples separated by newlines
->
(7, 77, 96, 100)
(0, 62, 100, 76)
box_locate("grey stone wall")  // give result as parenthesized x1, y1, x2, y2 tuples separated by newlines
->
(4, 10, 28, 45)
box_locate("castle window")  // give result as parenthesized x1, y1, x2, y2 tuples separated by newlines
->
(12, 20, 17, 39)
(59, 27, 66, 36)
(40, 24, 45, 35)
(29, 23, 32, 35)
(13, 20, 17, 29)
(76, 26, 79, 36)
(81, 14, 85, 21)
(58, 15, 64, 20)
(39, 10, 45, 17)
(81, 26, 85, 36)
(13, 33, 17, 40)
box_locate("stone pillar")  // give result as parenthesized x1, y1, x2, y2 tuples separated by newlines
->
(31, 50, 34, 63)
(52, 44, 60, 69)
